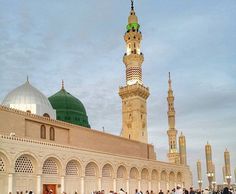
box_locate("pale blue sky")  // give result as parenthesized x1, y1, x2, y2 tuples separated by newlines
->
(0, 0, 236, 188)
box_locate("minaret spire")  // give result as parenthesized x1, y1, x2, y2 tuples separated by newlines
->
(168, 72, 172, 90)
(131, 0, 134, 10)
(167, 72, 175, 129)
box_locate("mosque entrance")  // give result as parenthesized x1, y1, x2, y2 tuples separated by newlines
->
(43, 184, 57, 194)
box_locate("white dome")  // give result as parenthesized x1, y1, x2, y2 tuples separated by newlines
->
(2, 80, 56, 119)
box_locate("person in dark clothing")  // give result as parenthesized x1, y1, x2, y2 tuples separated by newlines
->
(223, 187, 231, 194)
(190, 187, 195, 194)
(159, 190, 164, 194)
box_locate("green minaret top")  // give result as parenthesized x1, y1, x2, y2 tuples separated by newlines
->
(48, 81, 90, 128)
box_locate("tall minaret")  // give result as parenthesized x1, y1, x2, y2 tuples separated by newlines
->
(224, 149, 231, 187)
(205, 142, 214, 190)
(197, 160, 203, 191)
(167, 72, 179, 163)
(119, 0, 150, 143)
(179, 132, 187, 165)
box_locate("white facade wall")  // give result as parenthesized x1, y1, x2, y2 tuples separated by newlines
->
(0, 135, 192, 194)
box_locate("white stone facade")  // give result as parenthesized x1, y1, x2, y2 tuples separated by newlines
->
(0, 134, 192, 194)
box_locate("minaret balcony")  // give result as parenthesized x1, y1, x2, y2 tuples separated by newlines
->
(124, 31, 142, 41)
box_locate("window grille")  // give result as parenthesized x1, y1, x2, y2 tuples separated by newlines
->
(102, 164, 112, 177)
(85, 163, 97, 177)
(15, 156, 33, 173)
(66, 160, 79, 175)
(42, 159, 58, 174)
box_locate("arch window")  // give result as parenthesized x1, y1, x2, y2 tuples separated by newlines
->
(102, 164, 112, 177)
(161, 171, 167, 181)
(41, 125, 46, 139)
(141, 168, 149, 180)
(50, 127, 55, 141)
(0, 157, 5, 172)
(177, 172, 182, 182)
(169, 172, 175, 181)
(117, 166, 126, 178)
(42, 158, 58, 175)
(66, 160, 79, 175)
(85, 162, 97, 177)
(151, 170, 158, 180)
(130, 167, 138, 179)
(15, 155, 33, 173)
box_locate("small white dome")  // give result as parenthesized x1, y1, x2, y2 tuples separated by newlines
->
(2, 80, 56, 119)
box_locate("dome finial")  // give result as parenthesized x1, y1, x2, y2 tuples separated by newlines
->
(27, 75, 29, 83)
(62, 80, 64, 90)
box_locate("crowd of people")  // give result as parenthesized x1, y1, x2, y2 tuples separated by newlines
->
(10, 186, 236, 194)
(158, 186, 236, 194)
(81, 187, 236, 194)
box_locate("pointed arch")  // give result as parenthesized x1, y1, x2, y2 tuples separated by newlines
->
(117, 165, 127, 179)
(85, 162, 99, 177)
(102, 163, 114, 178)
(141, 168, 149, 180)
(66, 159, 81, 176)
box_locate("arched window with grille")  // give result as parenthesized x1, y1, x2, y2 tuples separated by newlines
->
(41, 125, 46, 139)
(15, 155, 34, 174)
(42, 158, 58, 175)
(50, 127, 55, 141)
(66, 160, 79, 176)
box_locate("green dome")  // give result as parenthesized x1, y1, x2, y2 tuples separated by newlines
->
(48, 87, 90, 128)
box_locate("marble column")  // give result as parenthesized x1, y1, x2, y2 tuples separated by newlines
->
(8, 173, 13, 194)
(98, 177, 102, 191)
(61, 176, 65, 193)
(81, 177, 84, 194)
(148, 180, 151, 191)
(126, 179, 129, 194)
(36, 175, 41, 194)
(138, 179, 141, 191)
(113, 178, 116, 192)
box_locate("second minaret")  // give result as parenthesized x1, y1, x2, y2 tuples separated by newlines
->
(167, 73, 179, 163)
